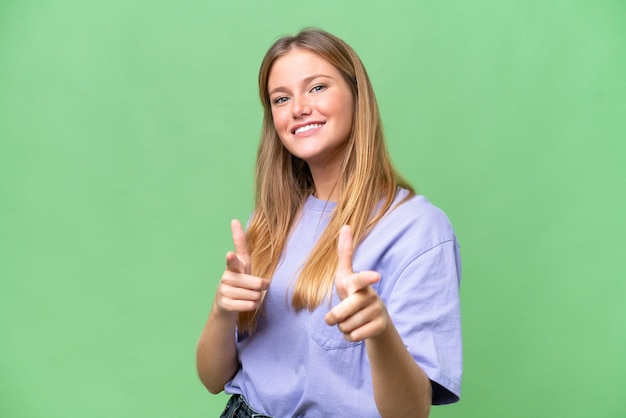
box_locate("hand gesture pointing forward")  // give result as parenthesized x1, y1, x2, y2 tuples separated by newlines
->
(325, 226, 389, 342)
(197, 220, 269, 393)
(214, 219, 269, 317)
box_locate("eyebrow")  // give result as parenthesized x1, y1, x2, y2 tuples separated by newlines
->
(269, 73, 333, 96)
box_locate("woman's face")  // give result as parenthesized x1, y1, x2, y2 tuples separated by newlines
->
(267, 48, 354, 171)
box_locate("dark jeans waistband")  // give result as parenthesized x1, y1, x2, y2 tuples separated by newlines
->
(220, 394, 272, 418)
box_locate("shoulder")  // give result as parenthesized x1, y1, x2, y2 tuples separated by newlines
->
(355, 189, 458, 272)
(377, 189, 457, 248)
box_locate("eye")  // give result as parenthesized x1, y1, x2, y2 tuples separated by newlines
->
(310, 84, 327, 93)
(272, 96, 289, 105)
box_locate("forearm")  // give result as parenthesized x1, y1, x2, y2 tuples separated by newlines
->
(196, 304, 240, 394)
(366, 321, 431, 418)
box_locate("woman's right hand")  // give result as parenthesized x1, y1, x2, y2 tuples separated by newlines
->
(197, 218, 266, 393)
(214, 219, 269, 316)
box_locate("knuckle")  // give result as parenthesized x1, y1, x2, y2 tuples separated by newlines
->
(244, 301, 259, 311)
(252, 277, 265, 289)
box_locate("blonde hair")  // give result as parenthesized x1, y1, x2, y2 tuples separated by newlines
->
(239, 28, 414, 333)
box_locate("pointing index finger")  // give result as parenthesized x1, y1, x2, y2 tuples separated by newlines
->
(347, 270, 381, 294)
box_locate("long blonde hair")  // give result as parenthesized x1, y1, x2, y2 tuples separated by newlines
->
(239, 28, 414, 333)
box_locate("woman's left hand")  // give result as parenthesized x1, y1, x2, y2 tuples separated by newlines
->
(325, 225, 389, 342)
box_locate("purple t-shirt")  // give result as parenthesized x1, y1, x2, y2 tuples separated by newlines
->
(225, 189, 462, 417)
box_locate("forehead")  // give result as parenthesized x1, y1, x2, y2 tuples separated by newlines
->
(267, 48, 340, 89)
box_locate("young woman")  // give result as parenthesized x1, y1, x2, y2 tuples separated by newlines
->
(196, 28, 462, 418)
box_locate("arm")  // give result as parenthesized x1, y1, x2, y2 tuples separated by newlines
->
(366, 319, 432, 417)
(325, 226, 431, 417)
(196, 220, 269, 394)
(196, 304, 239, 394)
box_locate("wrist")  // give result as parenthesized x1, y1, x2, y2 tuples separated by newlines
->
(211, 303, 238, 325)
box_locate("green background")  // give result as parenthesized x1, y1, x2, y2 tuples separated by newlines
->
(1, 1, 625, 417)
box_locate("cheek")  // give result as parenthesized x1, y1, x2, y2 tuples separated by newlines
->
(333, 101, 354, 134)
(271, 111, 292, 148)
(325, 94, 354, 125)
(271, 109, 289, 132)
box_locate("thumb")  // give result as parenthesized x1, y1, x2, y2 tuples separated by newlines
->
(230, 219, 251, 274)
(336, 225, 354, 277)
(335, 225, 354, 299)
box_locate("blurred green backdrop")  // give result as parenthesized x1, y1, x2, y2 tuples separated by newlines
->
(1, 1, 625, 417)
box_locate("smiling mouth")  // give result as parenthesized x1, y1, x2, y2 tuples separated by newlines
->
(293, 123, 325, 135)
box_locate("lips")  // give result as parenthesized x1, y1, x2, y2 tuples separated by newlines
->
(291, 122, 325, 135)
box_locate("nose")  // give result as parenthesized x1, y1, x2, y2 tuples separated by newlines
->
(291, 94, 311, 118)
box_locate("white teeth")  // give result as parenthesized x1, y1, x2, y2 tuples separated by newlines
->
(294, 123, 323, 134)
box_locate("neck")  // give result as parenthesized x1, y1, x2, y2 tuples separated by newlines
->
(309, 164, 342, 202)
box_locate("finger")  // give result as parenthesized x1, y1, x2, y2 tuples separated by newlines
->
(324, 294, 388, 341)
(218, 272, 269, 313)
(325, 287, 380, 326)
(230, 219, 248, 256)
(225, 251, 245, 273)
(346, 270, 381, 295)
(341, 316, 387, 342)
(217, 287, 264, 313)
(221, 270, 270, 292)
(336, 225, 354, 277)
(220, 281, 266, 303)
(230, 219, 251, 274)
